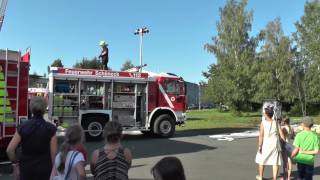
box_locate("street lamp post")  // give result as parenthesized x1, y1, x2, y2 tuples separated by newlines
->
(198, 83, 201, 110)
(134, 27, 149, 72)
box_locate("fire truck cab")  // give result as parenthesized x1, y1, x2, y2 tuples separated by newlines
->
(48, 67, 186, 140)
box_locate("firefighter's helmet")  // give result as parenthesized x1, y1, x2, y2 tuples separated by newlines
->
(99, 41, 108, 46)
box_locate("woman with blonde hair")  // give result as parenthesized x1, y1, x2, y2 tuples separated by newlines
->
(50, 125, 86, 180)
(90, 121, 132, 180)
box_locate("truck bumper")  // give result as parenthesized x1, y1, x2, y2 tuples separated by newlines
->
(175, 112, 187, 124)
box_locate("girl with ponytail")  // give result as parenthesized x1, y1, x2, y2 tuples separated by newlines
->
(50, 125, 86, 180)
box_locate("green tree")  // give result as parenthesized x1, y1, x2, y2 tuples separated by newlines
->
(204, 0, 258, 111)
(294, 0, 320, 106)
(253, 18, 295, 103)
(32, 71, 39, 76)
(48, 58, 64, 72)
(120, 60, 135, 71)
(293, 50, 307, 115)
(73, 57, 105, 69)
(51, 59, 63, 67)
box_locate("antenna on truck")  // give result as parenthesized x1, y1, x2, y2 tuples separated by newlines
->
(0, 0, 8, 31)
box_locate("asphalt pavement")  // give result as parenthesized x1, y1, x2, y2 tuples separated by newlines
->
(1, 128, 320, 180)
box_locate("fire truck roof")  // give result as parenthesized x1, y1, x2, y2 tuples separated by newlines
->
(50, 67, 149, 80)
(49, 67, 182, 81)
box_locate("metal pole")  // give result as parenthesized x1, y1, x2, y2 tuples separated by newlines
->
(17, 51, 20, 126)
(135, 27, 149, 72)
(139, 34, 143, 72)
(3, 48, 8, 137)
(198, 83, 201, 110)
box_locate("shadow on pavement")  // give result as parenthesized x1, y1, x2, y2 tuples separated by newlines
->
(58, 128, 239, 164)
(263, 164, 320, 179)
(84, 128, 256, 159)
(128, 138, 216, 159)
(290, 165, 320, 177)
(186, 117, 204, 120)
(314, 166, 320, 175)
(86, 135, 216, 159)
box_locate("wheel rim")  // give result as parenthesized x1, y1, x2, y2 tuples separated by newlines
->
(159, 120, 172, 134)
(88, 122, 103, 137)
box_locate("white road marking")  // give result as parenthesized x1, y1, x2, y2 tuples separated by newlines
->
(209, 130, 259, 141)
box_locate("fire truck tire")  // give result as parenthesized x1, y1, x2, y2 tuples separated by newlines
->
(83, 117, 106, 141)
(153, 114, 175, 137)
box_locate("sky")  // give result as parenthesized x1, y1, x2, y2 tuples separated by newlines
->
(0, 0, 307, 83)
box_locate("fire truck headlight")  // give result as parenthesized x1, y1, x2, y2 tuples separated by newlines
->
(182, 113, 187, 121)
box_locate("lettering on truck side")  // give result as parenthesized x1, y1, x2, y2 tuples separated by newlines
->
(130, 73, 141, 78)
(65, 69, 93, 75)
(95, 70, 120, 77)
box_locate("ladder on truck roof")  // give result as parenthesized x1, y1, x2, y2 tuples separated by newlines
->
(0, 49, 21, 139)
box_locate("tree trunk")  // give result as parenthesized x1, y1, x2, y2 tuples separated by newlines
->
(295, 72, 306, 116)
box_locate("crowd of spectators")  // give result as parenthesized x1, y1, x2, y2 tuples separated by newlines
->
(6, 96, 320, 180)
(6, 96, 186, 180)
(255, 106, 319, 180)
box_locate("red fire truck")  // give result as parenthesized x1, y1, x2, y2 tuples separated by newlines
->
(48, 67, 187, 140)
(0, 49, 30, 159)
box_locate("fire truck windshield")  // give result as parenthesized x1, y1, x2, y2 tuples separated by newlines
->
(164, 80, 184, 95)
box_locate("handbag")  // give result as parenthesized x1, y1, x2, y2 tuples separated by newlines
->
(284, 143, 294, 155)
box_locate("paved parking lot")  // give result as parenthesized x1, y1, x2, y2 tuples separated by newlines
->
(121, 129, 320, 180)
(1, 128, 320, 180)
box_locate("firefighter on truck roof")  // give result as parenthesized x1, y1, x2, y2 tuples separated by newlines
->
(99, 40, 109, 70)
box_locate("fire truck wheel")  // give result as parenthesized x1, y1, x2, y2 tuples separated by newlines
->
(153, 114, 175, 137)
(84, 118, 105, 141)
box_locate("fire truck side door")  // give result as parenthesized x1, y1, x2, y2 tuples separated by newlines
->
(163, 80, 185, 111)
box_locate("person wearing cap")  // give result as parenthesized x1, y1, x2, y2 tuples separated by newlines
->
(99, 40, 109, 70)
(90, 121, 132, 180)
(291, 116, 319, 180)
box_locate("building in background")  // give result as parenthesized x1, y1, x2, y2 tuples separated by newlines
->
(186, 82, 199, 109)
(28, 74, 48, 97)
(29, 74, 47, 88)
(185, 82, 213, 110)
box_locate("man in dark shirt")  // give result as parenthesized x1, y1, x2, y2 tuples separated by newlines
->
(99, 41, 109, 70)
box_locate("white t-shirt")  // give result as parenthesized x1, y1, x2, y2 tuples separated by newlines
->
(54, 150, 85, 180)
